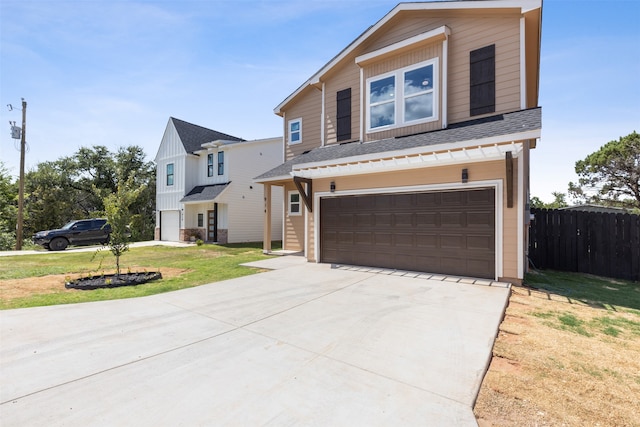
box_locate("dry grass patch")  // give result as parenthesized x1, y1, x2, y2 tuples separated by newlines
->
(0, 267, 190, 302)
(475, 285, 640, 427)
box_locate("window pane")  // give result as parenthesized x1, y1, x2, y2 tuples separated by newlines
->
(290, 121, 300, 132)
(404, 65, 433, 96)
(291, 131, 300, 142)
(405, 92, 433, 122)
(370, 76, 395, 104)
(291, 204, 300, 213)
(291, 193, 300, 203)
(370, 103, 395, 128)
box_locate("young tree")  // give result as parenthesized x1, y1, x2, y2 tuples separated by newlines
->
(0, 162, 18, 250)
(100, 169, 146, 277)
(568, 131, 640, 209)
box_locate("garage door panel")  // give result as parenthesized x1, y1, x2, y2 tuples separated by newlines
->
(320, 189, 495, 279)
(417, 212, 438, 226)
(394, 233, 414, 247)
(467, 235, 493, 250)
(441, 212, 464, 227)
(416, 234, 437, 248)
(394, 213, 414, 227)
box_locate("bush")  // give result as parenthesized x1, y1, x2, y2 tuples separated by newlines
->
(0, 231, 15, 251)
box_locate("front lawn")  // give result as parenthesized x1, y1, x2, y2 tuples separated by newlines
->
(0, 242, 279, 310)
(475, 269, 640, 426)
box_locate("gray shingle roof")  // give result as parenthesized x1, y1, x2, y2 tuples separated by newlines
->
(180, 183, 230, 203)
(171, 117, 244, 154)
(256, 108, 541, 180)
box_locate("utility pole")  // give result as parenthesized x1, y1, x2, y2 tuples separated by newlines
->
(16, 99, 26, 250)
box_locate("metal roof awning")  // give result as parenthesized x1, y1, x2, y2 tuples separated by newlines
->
(180, 183, 230, 204)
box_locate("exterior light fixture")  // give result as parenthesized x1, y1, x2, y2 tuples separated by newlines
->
(462, 168, 469, 183)
(330, 181, 336, 192)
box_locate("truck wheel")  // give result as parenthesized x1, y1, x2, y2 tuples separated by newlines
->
(50, 237, 68, 251)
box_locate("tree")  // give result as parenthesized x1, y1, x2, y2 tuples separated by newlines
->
(23, 145, 156, 240)
(0, 162, 18, 250)
(568, 131, 640, 209)
(100, 168, 146, 277)
(530, 192, 569, 209)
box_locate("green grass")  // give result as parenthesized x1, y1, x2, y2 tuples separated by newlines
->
(0, 242, 281, 310)
(526, 269, 640, 339)
(525, 269, 640, 312)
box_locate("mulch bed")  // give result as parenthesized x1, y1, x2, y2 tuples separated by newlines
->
(65, 272, 162, 290)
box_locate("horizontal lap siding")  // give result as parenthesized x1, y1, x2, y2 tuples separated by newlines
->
(284, 182, 305, 251)
(285, 88, 322, 161)
(361, 11, 521, 125)
(324, 59, 361, 145)
(447, 15, 521, 122)
(362, 43, 444, 141)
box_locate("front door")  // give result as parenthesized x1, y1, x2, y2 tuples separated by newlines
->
(207, 208, 217, 242)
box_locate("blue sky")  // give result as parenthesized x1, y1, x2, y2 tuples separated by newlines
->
(1, 0, 638, 203)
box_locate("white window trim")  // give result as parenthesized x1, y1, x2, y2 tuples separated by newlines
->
(313, 180, 504, 280)
(365, 58, 439, 133)
(288, 190, 302, 216)
(288, 118, 302, 145)
(207, 153, 214, 177)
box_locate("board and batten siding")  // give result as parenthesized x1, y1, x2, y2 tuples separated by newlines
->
(217, 138, 284, 243)
(155, 120, 188, 212)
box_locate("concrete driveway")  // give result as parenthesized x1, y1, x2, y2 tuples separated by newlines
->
(0, 257, 510, 426)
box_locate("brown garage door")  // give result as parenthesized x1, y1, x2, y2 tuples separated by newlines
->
(320, 188, 495, 279)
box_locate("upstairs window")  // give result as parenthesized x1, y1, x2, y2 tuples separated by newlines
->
(217, 151, 224, 175)
(367, 59, 438, 132)
(288, 118, 302, 145)
(207, 153, 214, 177)
(470, 44, 496, 116)
(166, 163, 174, 186)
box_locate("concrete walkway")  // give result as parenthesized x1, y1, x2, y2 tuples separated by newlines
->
(0, 257, 510, 426)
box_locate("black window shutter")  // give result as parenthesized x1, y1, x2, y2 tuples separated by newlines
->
(470, 44, 495, 116)
(336, 88, 351, 142)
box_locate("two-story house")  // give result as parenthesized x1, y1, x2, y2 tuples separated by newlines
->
(155, 117, 283, 244)
(256, 0, 542, 283)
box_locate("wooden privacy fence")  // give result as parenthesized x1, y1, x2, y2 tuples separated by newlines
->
(528, 208, 640, 281)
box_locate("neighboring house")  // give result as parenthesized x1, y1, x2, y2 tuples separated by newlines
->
(155, 117, 283, 244)
(256, 0, 543, 283)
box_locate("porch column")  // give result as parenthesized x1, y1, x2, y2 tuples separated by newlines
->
(263, 183, 272, 253)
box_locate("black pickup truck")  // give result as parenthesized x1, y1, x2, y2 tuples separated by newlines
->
(32, 219, 111, 251)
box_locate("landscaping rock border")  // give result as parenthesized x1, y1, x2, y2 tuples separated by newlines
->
(65, 272, 162, 290)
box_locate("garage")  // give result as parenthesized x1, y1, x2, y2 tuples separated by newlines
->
(160, 210, 180, 242)
(320, 188, 495, 279)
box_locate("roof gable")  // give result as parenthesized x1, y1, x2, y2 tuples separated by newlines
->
(274, 0, 542, 115)
(170, 117, 244, 154)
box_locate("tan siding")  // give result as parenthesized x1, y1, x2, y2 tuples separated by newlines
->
(281, 9, 523, 149)
(284, 183, 304, 251)
(361, 43, 443, 141)
(447, 15, 521, 122)
(324, 59, 361, 146)
(308, 158, 523, 278)
(284, 87, 322, 161)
